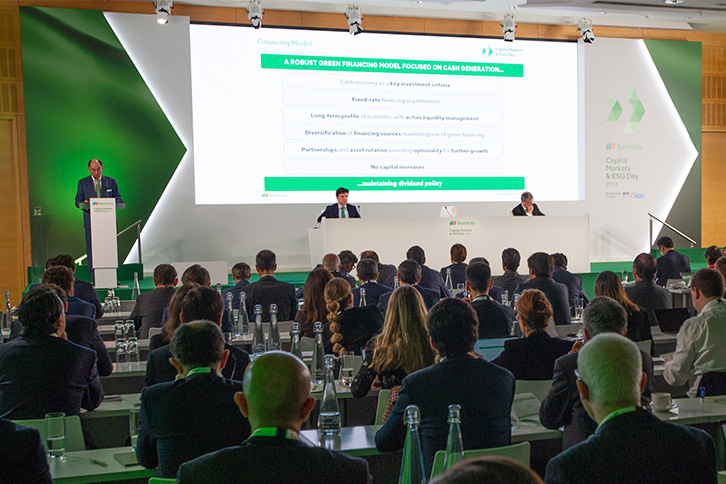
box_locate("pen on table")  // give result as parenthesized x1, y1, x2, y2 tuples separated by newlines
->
(90, 458, 108, 467)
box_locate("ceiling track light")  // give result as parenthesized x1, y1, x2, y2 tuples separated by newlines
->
(248, 0, 263, 29)
(155, 0, 172, 25)
(577, 17, 595, 43)
(346, 5, 363, 36)
(502, 13, 516, 42)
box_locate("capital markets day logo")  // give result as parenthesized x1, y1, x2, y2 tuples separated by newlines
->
(449, 220, 475, 226)
(606, 89, 645, 133)
(481, 46, 493, 57)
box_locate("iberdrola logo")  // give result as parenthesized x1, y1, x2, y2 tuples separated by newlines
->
(606, 142, 616, 150)
(450, 221, 457, 226)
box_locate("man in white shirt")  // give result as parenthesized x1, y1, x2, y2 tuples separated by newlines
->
(317, 187, 361, 223)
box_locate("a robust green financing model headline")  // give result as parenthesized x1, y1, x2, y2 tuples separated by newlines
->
(265, 177, 525, 191)
(260, 54, 524, 77)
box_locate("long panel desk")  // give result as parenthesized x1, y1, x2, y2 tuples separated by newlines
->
(49, 447, 154, 484)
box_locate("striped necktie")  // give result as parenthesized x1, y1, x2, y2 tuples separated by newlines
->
(95, 178, 101, 198)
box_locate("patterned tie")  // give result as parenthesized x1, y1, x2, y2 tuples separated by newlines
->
(95, 178, 101, 198)
(341, 206, 346, 218)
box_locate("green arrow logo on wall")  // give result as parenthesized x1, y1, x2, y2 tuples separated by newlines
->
(606, 99, 623, 121)
(626, 90, 645, 133)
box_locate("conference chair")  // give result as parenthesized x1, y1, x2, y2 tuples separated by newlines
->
(634, 339, 652, 355)
(300, 336, 315, 353)
(375, 389, 391, 425)
(429, 441, 531, 479)
(342, 354, 363, 376)
(148, 327, 162, 340)
(14, 415, 85, 452)
(718, 470, 726, 484)
(554, 323, 582, 338)
(699, 371, 726, 396)
(515, 380, 554, 402)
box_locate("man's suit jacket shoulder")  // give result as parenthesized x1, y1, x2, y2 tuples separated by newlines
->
(65, 314, 113, 376)
(515, 277, 570, 325)
(419, 265, 450, 299)
(146, 343, 249, 387)
(242, 277, 297, 321)
(73, 279, 104, 318)
(625, 280, 672, 311)
(0, 418, 52, 484)
(512, 203, 544, 216)
(470, 298, 512, 339)
(317, 203, 361, 223)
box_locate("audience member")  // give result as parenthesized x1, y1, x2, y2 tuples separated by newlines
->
(351, 285, 436, 398)
(539, 296, 653, 449)
(544, 333, 717, 484)
(0, 418, 52, 484)
(42, 266, 95, 318)
(131, 263, 178, 338)
(150, 284, 198, 351)
(221, 262, 251, 309)
(594, 270, 651, 343)
(322, 253, 356, 288)
(45, 254, 104, 318)
(440, 243, 468, 289)
(360, 250, 397, 288)
(326, 278, 383, 355)
(551, 253, 589, 310)
(705, 245, 722, 268)
(377, 260, 440, 313)
(468, 257, 506, 303)
(339, 250, 359, 285)
(663, 268, 726, 397)
(625, 253, 672, 312)
(465, 262, 512, 338)
(715, 257, 726, 297)
(294, 268, 333, 337)
(407, 245, 451, 298)
(375, 298, 515, 477)
(512, 191, 544, 216)
(493, 289, 573, 380)
(431, 456, 543, 484)
(352, 258, 392, 308)
(493, 248, 527, 298)
(513, 253, 570, 325)
(655, 236, 691, 286)
(242, 250, 297, 321)
(181, 264, 211, 287)
(177, 352, 372, 483)
(137, 321, 251, 478)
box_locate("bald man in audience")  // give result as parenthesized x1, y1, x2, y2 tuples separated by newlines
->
(177, 352, 372, 483)
(544, 333, 716, 484)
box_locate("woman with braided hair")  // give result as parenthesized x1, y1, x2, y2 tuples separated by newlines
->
(325, 278, 383, 355)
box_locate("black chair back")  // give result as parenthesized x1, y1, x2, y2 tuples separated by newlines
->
(699, 371, 726, 396)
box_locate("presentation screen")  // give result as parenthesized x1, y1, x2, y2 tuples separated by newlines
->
(190, 25, 580, 205)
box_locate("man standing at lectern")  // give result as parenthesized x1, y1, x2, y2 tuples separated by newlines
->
(317, 187, 360, 223)
(74, 159, 123, 279)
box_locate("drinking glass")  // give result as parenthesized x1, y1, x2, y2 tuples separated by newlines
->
(340, 368, 354, 386)
(45, 412, 66, 459)
(129, 407, 141, 451)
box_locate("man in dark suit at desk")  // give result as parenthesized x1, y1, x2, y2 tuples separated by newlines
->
(544, 333, 716, 484)
(352, 258, 392, 307)
(514, 252, 570, 326)
(137, 321, 251, 478)
(37, 254, 105, 318)
(376, 298, 515, 477)
(407, 245, 450, 299)
(221, 262, 251, 310)
(42, 265, 96, 319)
(625, 253, 672, 312)
(466, 262, 513, 339)
(377, 260, 440, 314)
(316, 187, 361, 223)
(552, 253, 589, 310)
(360, 250, 398, 288)
(0, 418, 52, 483)
(440, 243, 468, 289)
(242, 250, 297, 322)
(131, 264, 178, 339)
(74, 159, 123, 278)
(655, 236, 692, 287)
(512, 191, 545, 216)
(177, 351, 372, 484)
(493, 248, 527, 299)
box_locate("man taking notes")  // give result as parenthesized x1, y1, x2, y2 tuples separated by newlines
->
(317, 187, 361, 223)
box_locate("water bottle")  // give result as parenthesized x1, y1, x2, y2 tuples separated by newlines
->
(445, 268, 453, 293)
(399, 405, 426, 484)
(359, 287, 367, 307)
(225, 292, 235, 336)
(251, 304, 266, 357)
(131, 272, 140, 301)
(239, 292, 250, 335)
(1, 291, 10, 331)
(298, 299, 304, 312)
(290, 322, 303, 359)
(125, 320, 139, 364)
(501, 290, 508, 306)
(216, 283, 222, 296)
(114, 320, 127, 365)
(318, 354, 341, 435)
(311, 321, 325, 385)
(511, 293, 522, 337)
(268, 304, 282, 351)
(393, 275, 400, 289)
(443, 404, 464, 470)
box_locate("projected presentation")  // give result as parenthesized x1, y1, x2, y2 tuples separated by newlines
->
(190, 26, 580, 205)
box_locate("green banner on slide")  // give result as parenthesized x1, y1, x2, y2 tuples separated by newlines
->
(265, 177, 524, 191)
(261, 54, 523, 77)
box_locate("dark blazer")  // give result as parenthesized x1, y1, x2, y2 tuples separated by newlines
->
(177, 434, 372, 484)
(145, 343, 250, 387)
(539, 349, 654, 449)
(130, 286, 176, 339)
(552, 267, 589, 308)
(375, 354, 515, 477)
(137, 373, 251, 478)
(0, 335, 104, 419)
(0, 418, 52, 484)
(68, 295, 96, 319)
(221, 280, 250, 310)
(74, 279, 104, 318)
(330, 306, 383, 355)
(512, 203, 545, 216)
(331, 271, 357, 289)
(493, 271, 527, 299)
(65, 314, 113, 377)
(625, 279, 672, 312)
(492, 331, 573, 380)
(377, 285, 440, 314)
(470, 295, 513, 339)
(514, 277, 571, 326)
(377, 263, 398, 288)
(544, 408, 717, 484)
(655, 250, 691, 287)
(352, 281, 392, 307)
(242, 275, 297, 322)
(317, 203, 361, 223)
(440, 262, 467, 289)
(626, 306, 653, 343)
(419, 265, 451, 299)
(75, 175, 123, 228)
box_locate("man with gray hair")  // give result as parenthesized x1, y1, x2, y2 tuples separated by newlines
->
(544, 333, 716, 484)
(512, 191, 545, 216)
(539, 296, 653, 449)
(322, 253, 355, 288)
(376, 259, 440, 314)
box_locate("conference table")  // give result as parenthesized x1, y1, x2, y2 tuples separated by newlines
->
(49, 447, 154, 484)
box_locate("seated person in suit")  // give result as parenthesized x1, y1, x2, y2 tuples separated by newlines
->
(493, 247, 527, 299)
(322, 253, 356, 288)
(137, 321, 251, 478)
(361, 250, 398, 288)
(377, 260, 440, 314)
(351, 285, 436, 398)
(145, 287, 250, 386)
(41, 254, 105, 318)
(160, 264, 213, 329)
(544, 333, 717, 484)
(440, 243, 468, 290)
(407, 245, 451, 299)
(339, 249, 359, 284)
(595, 271, 651, 343)
(514, 252, 570, 326)
(317, 186, 361, 223)
(539, 297, 653, 449)
(352, 258, 392, 308)
(375, 298, 515, 477)
(551, 253, 589, 310)
(492, 289, 573, 380)
(326, 278, 383, 355)
(0, 286, 104, 420)
(0, 418, 52, 484)
(131, 263, 178, 339)
(294, 268, 333, 338)
(242, 250, 297, 322)
(177, 351, 372, 483)
(150, 284, 198, 352)
(221, 262, 251, 309)
(625, 253, 672, 312)
(40, 266, 96, 319)
(512, 191, 545, 216)
(431, 456, 543, 484)
(655, 236, 691, 287)
(466, 261, 513, 338)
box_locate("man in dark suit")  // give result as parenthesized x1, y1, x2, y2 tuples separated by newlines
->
(511, 191, 545, 216)
(655, 236, 692, 286)
(221, 262, 251, 310)
(514, 252, 570, 325)
(131, 264, 178, 338)
(177, 351, 372, 483)
(0, 287, 104, 420)
(316, 186, 361, 223)
(74, 159, 123, 277)
(145, 287, 250, 386)
(41, 266, 97, 319)
(322, 253, 356, 288)
(625, 253, 673, 311)
(407, 245, 451, 299)
(544, 333, 716, 484)
(242, 250, 297, 322)
(0, 418, 52, 483)
(377, 260, 440, 314)
(539, 297, 653, 449)
(440, 243, 468, 289)
(376, 298, 515, 477)
(551, 253, 589, 310)
(466, 262, 513, 338)
(39, 254, 105, 318)
(137, 321, 251, 478)
(493, 248, 527, 299)
(352, 258, 392, 307)
(360, 250, 398, 288)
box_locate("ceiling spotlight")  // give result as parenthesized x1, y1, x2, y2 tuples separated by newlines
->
(247, 0, 263, 29)
(577, 17, 595, 43)
(502, 14, 516, 42)
(346, 5, 363, 35)
(155, 0, 172, 25)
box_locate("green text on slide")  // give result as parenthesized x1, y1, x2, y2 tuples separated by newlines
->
(264, 177, 525, 191)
